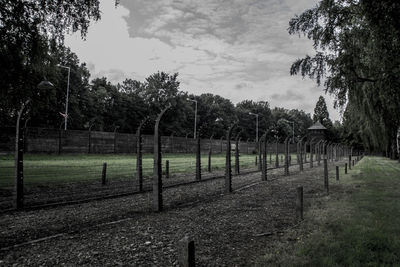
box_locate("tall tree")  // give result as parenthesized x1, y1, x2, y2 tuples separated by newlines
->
(0, 0, 103, 126)
(313, 96, 332, 128)
(288, 0, 400, 155)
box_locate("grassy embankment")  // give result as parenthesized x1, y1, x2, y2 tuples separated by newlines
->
(257, 156, 400, 266)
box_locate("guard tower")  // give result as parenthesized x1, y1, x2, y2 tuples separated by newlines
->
(308, 121, 327, 141)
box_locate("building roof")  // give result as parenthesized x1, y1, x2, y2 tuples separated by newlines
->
(308, 121, 327, 130)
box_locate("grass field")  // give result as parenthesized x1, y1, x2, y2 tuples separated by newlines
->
(257, 156, 400, 266)
(0, 152, 299, 187)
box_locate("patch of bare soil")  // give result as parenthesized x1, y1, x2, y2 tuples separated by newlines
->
(0, 160, 345, 266)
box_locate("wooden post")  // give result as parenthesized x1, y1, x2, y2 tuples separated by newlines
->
(102, 162, 107, 185)
(296, 186, 303, 220)
(178, 235, 195, 267)
(336, 166, 339, 181)
(255, 156, 257, 166)
(345, 163, 348, 174)
(165, 160, 169, 179)
(258, 141, 262, 171)
(324, 159, 329, 194)
(352, 159, 355, 166)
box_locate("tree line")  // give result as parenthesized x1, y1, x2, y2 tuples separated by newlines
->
(289, 0, 400, 157)
(1, 0, 353, 144)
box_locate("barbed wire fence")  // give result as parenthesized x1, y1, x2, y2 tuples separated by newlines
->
(0, 117, 359, 212)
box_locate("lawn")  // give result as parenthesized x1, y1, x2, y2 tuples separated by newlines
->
(257, 156, 400, 266)
(0, 152, 298, 187)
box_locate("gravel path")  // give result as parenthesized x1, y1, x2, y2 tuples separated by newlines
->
(0, 160, 346, 266)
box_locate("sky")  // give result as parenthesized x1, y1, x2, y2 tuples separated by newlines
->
(65, 0, 341, 121)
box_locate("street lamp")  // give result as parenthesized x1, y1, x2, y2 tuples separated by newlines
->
(248, 112, 259, 142)
(187, 98, 198, 139)
(58, 65, 70, 130)
(15, 79, 54, 209)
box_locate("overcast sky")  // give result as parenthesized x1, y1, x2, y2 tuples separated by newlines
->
(65, 0, 341, 121)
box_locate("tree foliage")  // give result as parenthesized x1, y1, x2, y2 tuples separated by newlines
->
(289, 0, 400, 154)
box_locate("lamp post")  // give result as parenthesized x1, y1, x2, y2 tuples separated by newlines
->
(187, 98, 197, 139)
(248, 112, 259, 142)
(58, 65, 70, 130)
(15, 80, 54, 209)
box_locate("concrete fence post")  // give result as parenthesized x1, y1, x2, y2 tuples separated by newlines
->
(336, 165, 339, 181)
(235, 134, 241, 175)
(348, 154, 352, 170)
(275, 139, 279, 168)
(225, 123, 236, 193)
(178, 235, 195, 267)
(153, 105, 171, 212)
(165, 160, 169, 179)
(261, 133, 268, 181)
(284, 137, 290, 176)
(136, 117, 148, 192)
(196, 134, 201, 181)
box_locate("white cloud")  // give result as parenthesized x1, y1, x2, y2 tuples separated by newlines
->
(65, 0, 341, 121)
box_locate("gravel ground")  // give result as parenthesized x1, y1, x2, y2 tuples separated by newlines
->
(0, 160, 346, 266)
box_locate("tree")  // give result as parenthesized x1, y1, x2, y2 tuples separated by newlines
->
(313, 96, 332, 128)
(0, 0, 103, 126)
(288, 0, 400, 155)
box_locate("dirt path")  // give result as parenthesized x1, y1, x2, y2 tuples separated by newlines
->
(0, 160, 346, 266)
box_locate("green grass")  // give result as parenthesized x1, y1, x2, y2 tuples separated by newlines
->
(259, 156, 400, 266)
(0, 152, 298, 187)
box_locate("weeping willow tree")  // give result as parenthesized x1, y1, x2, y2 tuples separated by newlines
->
(288, 0, 400, 157)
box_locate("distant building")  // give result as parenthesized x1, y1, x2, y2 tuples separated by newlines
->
(308, 121, 327, 141)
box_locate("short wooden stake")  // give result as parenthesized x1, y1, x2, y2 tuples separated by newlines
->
(352, 160, 355, 166)
(102, 162, 107, 185)
(324, 159, 329, 194)
(296, 186, 303, 220)
(345, 163, 348, 174)
(336, 166, 339, 181)
(165, 160, 169, 179)
(178, 235, 195, 267)
(255, 156, 257, 166)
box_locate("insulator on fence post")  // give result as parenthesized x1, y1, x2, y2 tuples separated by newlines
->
(102, 162, 107, 185)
